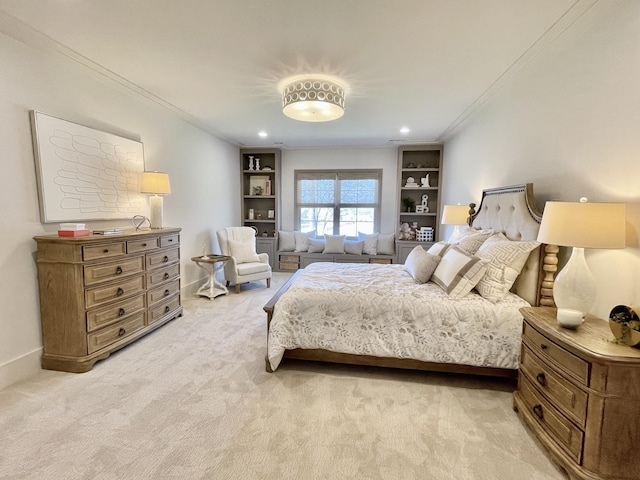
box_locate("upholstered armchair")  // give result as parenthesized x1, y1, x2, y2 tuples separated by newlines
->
(216, 227, 272, 293)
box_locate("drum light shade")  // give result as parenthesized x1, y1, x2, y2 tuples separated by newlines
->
(280, 75, 346, 122)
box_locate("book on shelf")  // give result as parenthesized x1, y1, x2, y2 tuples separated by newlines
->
(92, 229, 124, 236)
(59, 223, 86, 231)
(58, 229, 90, 237)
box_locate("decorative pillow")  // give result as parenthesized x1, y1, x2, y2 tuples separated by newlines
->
(228, 239, 260, 264)
(307, 238, 325, 253)
(404, 246, 441, 284)
(294, 231, 314, 252)
(432, 246, 488, 299)
(475, 234, 540, 303)
(323, 234, 346, 254)
(427, 241, 451, 257)
(454, 230, 493, 255)
(344, 240, 364, 255)
(359, 232, 378, 255)
(278, 231, 296, 252)
(377, 233, 395, 255)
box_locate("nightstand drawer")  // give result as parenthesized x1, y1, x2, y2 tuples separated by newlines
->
(519, 374, 584, 464)
(87, 312, 145, 354)
(523, 321, 590, 385)
(520, 344, 588, 427)
(84, 256, 145, 286)
(85, 275, 145, 309)
(86, 294, 145, 332)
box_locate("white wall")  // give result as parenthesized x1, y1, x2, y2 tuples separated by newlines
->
(280, 147, 398, 233)
(442, 1, 640, 319)
(0, 32, 239, 389)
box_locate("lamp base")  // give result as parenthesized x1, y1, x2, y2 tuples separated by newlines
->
(149, 195, 164, 229)
(553, 247, 595, 322)
(557, 308, 584, 329)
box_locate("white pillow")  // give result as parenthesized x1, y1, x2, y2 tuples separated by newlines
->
(432, 246, 488, 299)
(228, 239, 260, 264)
(344, 240, 364, 255)
(307, 238, 325, 253)
(427, 241, 451, 257)
(278, 231, 296, 251)
(475, 234, 540, 303)
(377, 233, 395, 255)
(454, 230, 493, 255)
(294, 231, 314, 252)
(404, 246, 440, 284)
(359, 232, 378, 255)
(323, 234, 346, 254)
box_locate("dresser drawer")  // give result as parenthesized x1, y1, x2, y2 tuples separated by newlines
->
(147, 278, 180, 306)
(83, 256, 145, 286)
(85, 274, 145, 309)
(148, 296, 181, 325)
(86, 294, 146, 332)
(87, 312, 145, 354)
(146, 247, 180, 270)
(160, 234, 180, 248)
(127, 237, 159, 254)
(518, 374, 584, 464)
(83, 242, 126, 261)
(520, 344, 588, 427)
(147, 263, 180, 287)
(523, 322, 590, 385)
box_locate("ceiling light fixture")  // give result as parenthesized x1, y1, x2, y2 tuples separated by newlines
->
(279, 74, 346, 122)
(258, 131, 268, 138)
(400, 127, 410, 134)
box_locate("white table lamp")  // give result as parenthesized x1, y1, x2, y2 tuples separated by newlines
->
(537, 198, 625, 326)
(140, 172, 171, 229)
(441, 205, 469, 242)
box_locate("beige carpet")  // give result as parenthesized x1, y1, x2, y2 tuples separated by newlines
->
(0, 272, 566, 480)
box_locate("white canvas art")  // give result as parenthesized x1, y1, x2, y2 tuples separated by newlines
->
(31, 111, 146, 223)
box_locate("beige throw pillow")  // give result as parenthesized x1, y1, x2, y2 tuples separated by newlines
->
(228, 239, 260, 264)
(404, 246, 440, 284)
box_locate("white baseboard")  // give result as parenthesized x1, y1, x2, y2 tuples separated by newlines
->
(0, 348, 42, 391)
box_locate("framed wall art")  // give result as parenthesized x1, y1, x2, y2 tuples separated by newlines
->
(30, 111, 146, 223)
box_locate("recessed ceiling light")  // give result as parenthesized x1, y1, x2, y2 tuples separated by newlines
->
(400, 127, 410, 134)
(258, 131, 268, 138)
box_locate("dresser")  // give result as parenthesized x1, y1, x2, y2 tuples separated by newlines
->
(34, 228, 183, 373)
(514, 307, 640, 480)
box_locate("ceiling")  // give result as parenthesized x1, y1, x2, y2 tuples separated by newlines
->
(0, 0, 593, 149)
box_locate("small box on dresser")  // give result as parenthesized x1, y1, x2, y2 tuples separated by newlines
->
(514, 306, 640, 480)
(33, 228, 183, 373)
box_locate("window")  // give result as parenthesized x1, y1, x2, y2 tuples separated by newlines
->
(295, 169, 381, 237)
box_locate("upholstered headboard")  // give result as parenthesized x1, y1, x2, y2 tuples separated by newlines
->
(468, 183, 554, 307)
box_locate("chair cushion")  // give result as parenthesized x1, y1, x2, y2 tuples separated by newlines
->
(228, 239, 260, 264)
(236, 262, 270, 275)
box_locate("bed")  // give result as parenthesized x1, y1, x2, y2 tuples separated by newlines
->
(263, 184, 557, 377)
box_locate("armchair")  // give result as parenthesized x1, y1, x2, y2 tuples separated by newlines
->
(216, 227, 272, 293)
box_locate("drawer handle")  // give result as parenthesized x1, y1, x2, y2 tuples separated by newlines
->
(164, 272, 170, 280)
(103, 249, 109, 253)
(532, 404, 544, 420)
(118, 328, 126, 337)
(163, 255, 169, 263)
(116, 287, 124, 296)
(168, 238, 174, 242)
(540, 343, 548, 350)
(164, 305, 170, 313)
(118, 308, 125, 317)
(115, 266, 123, 275)
(536, 373, 547, 387)
(142, 243, 147, 247)
(164, 289, 170, 297)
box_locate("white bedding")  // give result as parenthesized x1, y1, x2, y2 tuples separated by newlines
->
(268, 262, 530, 371)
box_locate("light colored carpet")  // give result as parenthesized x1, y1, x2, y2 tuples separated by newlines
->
(0, 272, 567, 480)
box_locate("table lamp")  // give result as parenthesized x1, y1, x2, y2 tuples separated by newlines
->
(441, 205, 469, 242)
(537, 198, 625, 327)
(140, 171, 171, 229)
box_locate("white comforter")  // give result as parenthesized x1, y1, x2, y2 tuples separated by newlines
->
(268, 262, 530, 371)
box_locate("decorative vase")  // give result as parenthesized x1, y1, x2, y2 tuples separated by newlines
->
(248, 156, 254, 170)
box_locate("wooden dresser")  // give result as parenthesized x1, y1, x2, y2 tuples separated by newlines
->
(33, 228, 183, 373)
(514, 307, 640, 480)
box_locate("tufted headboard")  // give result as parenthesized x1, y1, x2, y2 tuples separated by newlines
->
(468, 183, 554, 306)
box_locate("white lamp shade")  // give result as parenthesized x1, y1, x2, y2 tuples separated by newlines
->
(140, 172, 171, 195)
(441, 205, 469, 225)
(537, 201, 625, 249)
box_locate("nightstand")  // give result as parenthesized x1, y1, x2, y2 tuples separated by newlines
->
(514, 307, 640, 480)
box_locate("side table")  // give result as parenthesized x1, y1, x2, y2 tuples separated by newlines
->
(191, 255, 231, 299)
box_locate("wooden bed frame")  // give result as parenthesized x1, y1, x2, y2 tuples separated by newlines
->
(263, 183, 558, 377)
